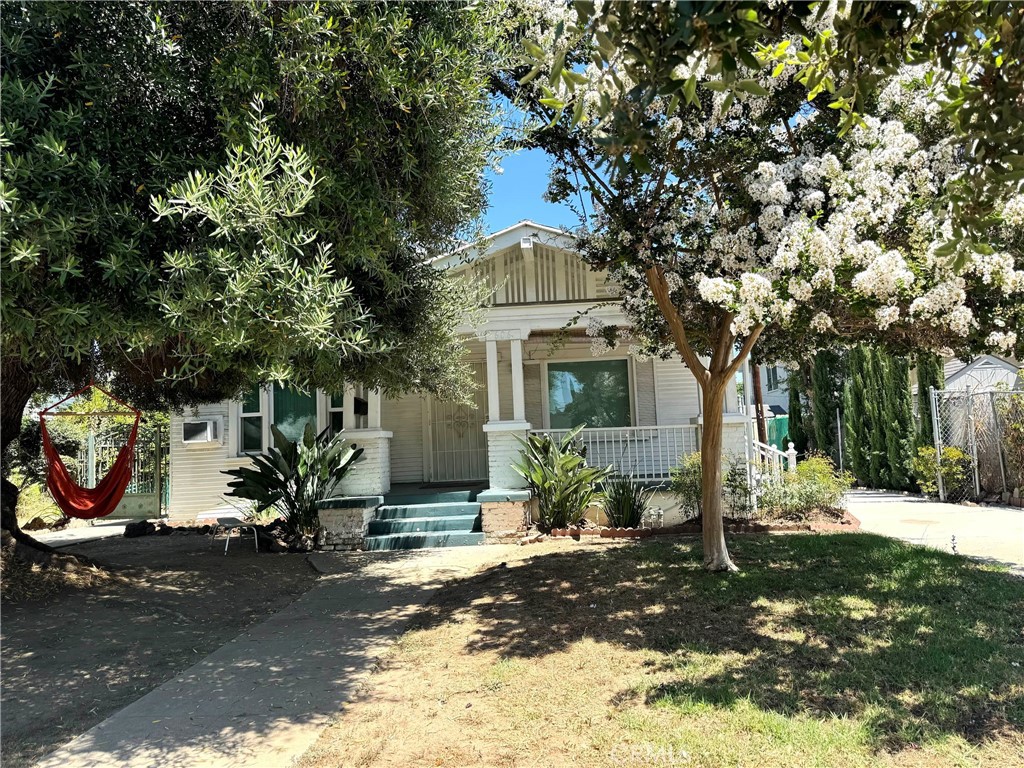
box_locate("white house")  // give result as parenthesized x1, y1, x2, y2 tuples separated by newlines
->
(759, 363, 789, 413)
(167, 222, 756, 548)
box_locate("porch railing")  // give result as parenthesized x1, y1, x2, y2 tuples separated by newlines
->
(751, 440, 795, 483)
(529, 425, 700, 481)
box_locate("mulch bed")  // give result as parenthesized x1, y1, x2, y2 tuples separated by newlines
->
(543, 510, 860, 541)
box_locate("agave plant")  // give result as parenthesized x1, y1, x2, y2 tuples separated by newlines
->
(223, 424, 363, 537)
(512, 425, 612, 530)
(602, 475, 655, 529)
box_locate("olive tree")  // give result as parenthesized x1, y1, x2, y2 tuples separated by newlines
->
(1, 1, 507, 546)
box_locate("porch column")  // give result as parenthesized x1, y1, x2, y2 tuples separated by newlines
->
(485, 339, 500, 422)
(510, 337, 525, 422)
(343, 384, 356, 430)
(479, 328, 531, 490)
(336, 387, 391, 497)
(366, 389, 382, 430)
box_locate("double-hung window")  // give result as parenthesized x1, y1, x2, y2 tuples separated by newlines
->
(236, 384, 319, 455)
(766, 365, 780, 392)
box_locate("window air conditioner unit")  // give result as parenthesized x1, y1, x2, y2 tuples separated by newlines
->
(182, 418, 221, 445)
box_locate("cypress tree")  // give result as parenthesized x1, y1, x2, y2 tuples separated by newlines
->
(788, 367, 809, 454)
(882, 354, 914, 490)
(844, 346, 872, 483)
(915, 352, 944, 450)
(865, 348, 889, 487)
(811, 349, 846, 464)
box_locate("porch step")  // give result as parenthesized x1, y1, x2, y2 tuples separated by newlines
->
(368, 514, 481, 536)
(375, 502, 480, 520)
(363, 531, 485, 551)
(363, 499, 484, 550)
(382, 490, 477, 505)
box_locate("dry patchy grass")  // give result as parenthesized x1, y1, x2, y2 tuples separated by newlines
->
(299, 534, 1024, 768)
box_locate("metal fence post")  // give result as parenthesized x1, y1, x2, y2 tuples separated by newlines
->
(966, 386, 981, 498)
(989, 391, 1009, 495)
(930, 387, 945, 501)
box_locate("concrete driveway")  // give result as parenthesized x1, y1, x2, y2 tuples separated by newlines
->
(847, 490, 1024, 574)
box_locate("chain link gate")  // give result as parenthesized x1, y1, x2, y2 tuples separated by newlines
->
(930, 387, 1024, 502)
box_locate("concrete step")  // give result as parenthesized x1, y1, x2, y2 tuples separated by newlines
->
(362, 532, 486, 551)
(375, 502, 481, 520)
(382, 490, 477, 505)
(367, 515, 481, 535)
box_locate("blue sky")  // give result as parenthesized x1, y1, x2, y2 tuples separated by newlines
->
(483, 148, 580, 233)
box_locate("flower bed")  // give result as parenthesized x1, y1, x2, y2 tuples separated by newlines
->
(542, 511, 860, 540)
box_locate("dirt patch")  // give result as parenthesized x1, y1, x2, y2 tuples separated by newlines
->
(0, 533, 319, 768)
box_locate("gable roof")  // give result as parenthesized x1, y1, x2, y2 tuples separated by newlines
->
(945, 355, 1022, 390)
(432, 220, 575, 271)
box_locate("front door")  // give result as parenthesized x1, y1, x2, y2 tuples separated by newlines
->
(427, 363, 488, 482)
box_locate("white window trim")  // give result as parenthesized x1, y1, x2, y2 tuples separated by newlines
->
(233, 386, 342, 457)
(540, 356, 636, 430)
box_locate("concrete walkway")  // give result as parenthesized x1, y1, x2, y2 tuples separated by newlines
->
(32, 520, 128, 548)
(847, 490, 1024, 574)
(34, 544, 519, 768)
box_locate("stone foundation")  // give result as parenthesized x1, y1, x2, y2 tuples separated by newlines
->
(478, 489, 530, 543)
(316, 496, 382, 551)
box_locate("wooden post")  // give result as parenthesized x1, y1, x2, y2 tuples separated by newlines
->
(485, 339, 500, 422)
(751, 364, 768, 445)
(510, 338, 525, 422)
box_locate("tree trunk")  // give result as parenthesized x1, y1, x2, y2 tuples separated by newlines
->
(1, 357, 61, 558)
(751, 364, 768, 445)
(700, 378, 737, 572)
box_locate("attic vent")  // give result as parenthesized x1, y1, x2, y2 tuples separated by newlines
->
(520, 236, 534, 251)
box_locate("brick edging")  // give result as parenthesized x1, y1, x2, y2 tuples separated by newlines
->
(543, 511, 861, 540)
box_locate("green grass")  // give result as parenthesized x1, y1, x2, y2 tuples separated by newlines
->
(630, 535, 1023, 754)
(299, 534, 1024, 768)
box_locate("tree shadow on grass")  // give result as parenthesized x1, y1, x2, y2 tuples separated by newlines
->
(412, 533, 1024, 752)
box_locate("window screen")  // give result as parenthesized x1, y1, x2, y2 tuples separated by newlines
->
(240, 385, 263, 453)
(272, 386, 317, 443)
(547, 360, 631, 429)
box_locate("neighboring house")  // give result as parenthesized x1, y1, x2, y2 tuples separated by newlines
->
(759, 363, 789, 413)
(167, 222, 755, 544)
(912, 355, 1022, 395)
(943, 355, 1021, 392)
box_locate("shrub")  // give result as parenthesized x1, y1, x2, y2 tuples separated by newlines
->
(670, 452, 752, 519)
(723, 455, 752, 516)
(223, 424, 363, 537)
(910, 446, 973, 498)
(669, 452, 703, 518)
(759, 454, 853, 519)
(602, 475, 655, 528)
(513, 426, 612, 530)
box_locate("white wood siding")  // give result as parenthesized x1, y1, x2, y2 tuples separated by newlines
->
(634, 359, 657, 426)
(382, 393, 425, 484)
(654, 358, 702, 424)
(168, 403, 249, 521)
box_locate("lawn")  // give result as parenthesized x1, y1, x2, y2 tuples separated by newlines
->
(299, 534, 1024, 768)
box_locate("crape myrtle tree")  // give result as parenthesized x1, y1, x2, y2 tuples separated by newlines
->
(501, 6, 1024, 571)
(1, 1, 507, 550)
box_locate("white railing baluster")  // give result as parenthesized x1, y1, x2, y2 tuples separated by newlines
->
(530, 425, 701, 481)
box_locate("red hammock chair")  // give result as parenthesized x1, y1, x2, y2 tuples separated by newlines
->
(39, 383, 141, 520)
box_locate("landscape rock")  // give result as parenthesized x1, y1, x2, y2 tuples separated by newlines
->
(123, 520, 156, 538)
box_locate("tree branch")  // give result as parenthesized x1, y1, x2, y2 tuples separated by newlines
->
(724, 325, 765, 381)
(644, 266, 708, 382)
(783, 118, 800, 156)
(710, 312, 735, 373)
